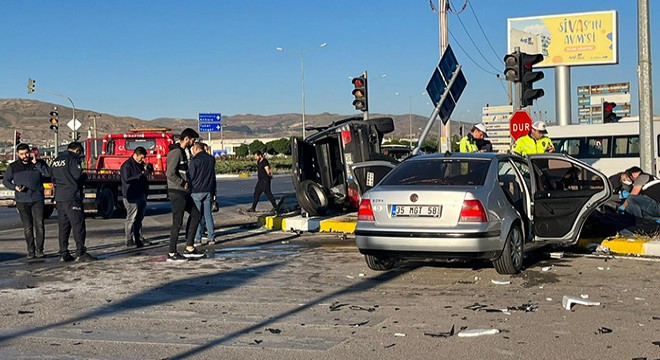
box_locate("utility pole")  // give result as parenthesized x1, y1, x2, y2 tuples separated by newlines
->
(638, 0, 655, 174)
(438, 0, 449, 153)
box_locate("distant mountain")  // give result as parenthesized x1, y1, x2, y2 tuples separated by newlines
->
(0, 98, 472, 147)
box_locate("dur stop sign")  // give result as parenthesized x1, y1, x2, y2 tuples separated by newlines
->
(509, 110, 533, 140)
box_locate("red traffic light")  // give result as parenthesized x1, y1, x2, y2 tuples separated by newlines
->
(352, 78, 364, 87)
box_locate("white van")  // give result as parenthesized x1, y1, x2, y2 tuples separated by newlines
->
(548, 119, 660, 177)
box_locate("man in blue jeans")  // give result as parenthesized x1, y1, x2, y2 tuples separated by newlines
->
(188, 142, 216, 244)
(3, 143, 50, 259)
(120, 146, 153, 248)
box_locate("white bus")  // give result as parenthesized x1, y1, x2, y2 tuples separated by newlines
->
(548, 119, 660, 177)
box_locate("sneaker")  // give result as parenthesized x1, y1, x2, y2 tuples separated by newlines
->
(139, 238, 152, 246)
(60, 253, 75, 262)
(206, 238, 216, 245)
(166, 253, 188, 263)
(27, 252, 35, 259)
(35, 250, 45, 258)
(182, 247, 205, 259)
(76, 253, 98, 262)
(126, 240, 136, 248)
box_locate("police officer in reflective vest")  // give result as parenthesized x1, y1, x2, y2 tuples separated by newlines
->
(513, 121, 554, 156)
(459, 123, 488, 153)
(51, 142, 97, 262)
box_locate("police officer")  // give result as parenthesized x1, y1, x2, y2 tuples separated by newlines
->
(513, 121, 554, 156)
(51, 142, 97, 262)
(458, 123, 488, 153)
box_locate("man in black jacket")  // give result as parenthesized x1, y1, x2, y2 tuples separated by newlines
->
(3, 143, 51, 259)
(51, 142, 97, 262)
(188, 142, 216, 244)
(247, 150, 277, 213)
(120, 146, 153, 248)
(165, 128, 204, 262)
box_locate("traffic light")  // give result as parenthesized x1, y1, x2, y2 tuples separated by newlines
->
(503, 52, 520, 82)
(520, 53, 545, 107)
(27, 78, 35, 94)
(49, 108, 59, 132)
(15, 132, 21, 145)
(603, 102, 618, 123)
(352, 76, 368, 112)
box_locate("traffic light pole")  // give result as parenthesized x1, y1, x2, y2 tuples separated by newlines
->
(555, 65, 571, 126)
(362, 70, 369, 121)
(638, 0, 655, 174)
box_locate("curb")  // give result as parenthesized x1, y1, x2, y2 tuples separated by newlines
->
(258, 213, 358, 234)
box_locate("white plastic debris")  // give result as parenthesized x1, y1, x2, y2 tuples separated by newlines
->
(358, 273, 365, 277)
(491, 279, 511, 285)
(346, 275, 355, 279)
(634, 297, 645, 301)
(474, 276, 480, 281)
(394, 333, 406, 337)
(457, 328, 500, 337)
(597, 267, 605, 271)
(580, 294, 589, 299)
(541, 266, 552, 272)
(546, 298, 553, 301)
(562, 295, 601, 310)
(550, 252, 564, 259)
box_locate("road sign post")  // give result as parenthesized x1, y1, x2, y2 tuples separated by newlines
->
(420, 45, 467, 155)
(509, 110, 533, 141)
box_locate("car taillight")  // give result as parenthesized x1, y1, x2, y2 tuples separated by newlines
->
(357, 199, 375, 221)
(341, 130, 352, 146)
(459, 199, 487, 222)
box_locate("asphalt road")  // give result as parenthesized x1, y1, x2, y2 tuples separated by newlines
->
(0, 175, 658, 359)
(0, 175, 294, 232)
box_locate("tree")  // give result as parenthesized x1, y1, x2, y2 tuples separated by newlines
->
(420, 140, 438, 153)
(451, 135, 461, 152)
(235, 144, 249, 157)
(273, 138, 292, 155)
(265, 140, 278, 155)
(248, 140, 266, 155)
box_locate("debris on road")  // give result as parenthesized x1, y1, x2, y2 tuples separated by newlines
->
(562, 295, 601, 310)
(329, 302, 349, 311)
(265, 328, 281, 334)
(549, 252, 564, 259)
(595, 327, 613, 334)
(424, 324, 455, 338)
(457, 328, 500, 337)
(349, 305, 376, 312)
(394, 333, 406, 337)
(541, 266, 552, 272)
(348, 320, 369, 327)
(491, 279, 511, 285)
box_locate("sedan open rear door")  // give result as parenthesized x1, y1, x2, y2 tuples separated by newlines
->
(527, 154, 611, 244)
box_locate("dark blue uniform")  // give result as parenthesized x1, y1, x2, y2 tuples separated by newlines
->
(50, 150, 88, 258)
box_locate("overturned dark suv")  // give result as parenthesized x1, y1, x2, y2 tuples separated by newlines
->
(292, 117, 399, 215)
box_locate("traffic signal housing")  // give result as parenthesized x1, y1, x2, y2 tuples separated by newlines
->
(603, 101, 618, 123)
(49, 108, 59, 132)
(27, 78, 35, 94)
(352, 76, 368, 112)
(15, 132, 21, 145)
(503, 52, 520, 82)
(520, 53, 545, 107)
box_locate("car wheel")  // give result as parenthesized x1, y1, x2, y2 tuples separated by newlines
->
(97, 187, 115, 219)
(493, 224, 524, 275)
(43, 205, 54, 219)
(365, 254, 396, 271)
(297, 180, 329, 216)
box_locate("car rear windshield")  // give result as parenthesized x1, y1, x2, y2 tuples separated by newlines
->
(380, 159, 490, 186)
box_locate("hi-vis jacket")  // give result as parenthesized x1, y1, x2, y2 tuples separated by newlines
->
(513, 134, 553, 156)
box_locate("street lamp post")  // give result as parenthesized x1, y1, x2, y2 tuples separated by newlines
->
(395, 92, 426, 149)
(277, 42, 328, 139)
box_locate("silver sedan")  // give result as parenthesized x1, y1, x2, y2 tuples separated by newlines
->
(355, 152, 611, 274)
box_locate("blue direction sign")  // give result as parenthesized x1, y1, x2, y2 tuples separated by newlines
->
(198, 123, 222, 133)
(198, 113, 222, 123)
(425, 44, 467, 125)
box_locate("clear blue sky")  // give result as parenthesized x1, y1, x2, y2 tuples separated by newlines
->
(1, 1, 657, 123)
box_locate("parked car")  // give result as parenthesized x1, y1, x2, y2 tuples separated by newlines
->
(355, 152, 611, 274)
(292, 117, 399, 215)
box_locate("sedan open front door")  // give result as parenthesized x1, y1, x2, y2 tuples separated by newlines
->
(527, 154, 611, 244)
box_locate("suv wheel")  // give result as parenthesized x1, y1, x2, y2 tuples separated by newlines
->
(297, 180, 329, 216)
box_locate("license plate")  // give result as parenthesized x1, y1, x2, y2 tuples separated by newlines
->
(391, 205, 440, 217)
(0, 190, 14, 198)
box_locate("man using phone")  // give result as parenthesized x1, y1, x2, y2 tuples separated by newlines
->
(3, 143, 50, 260)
